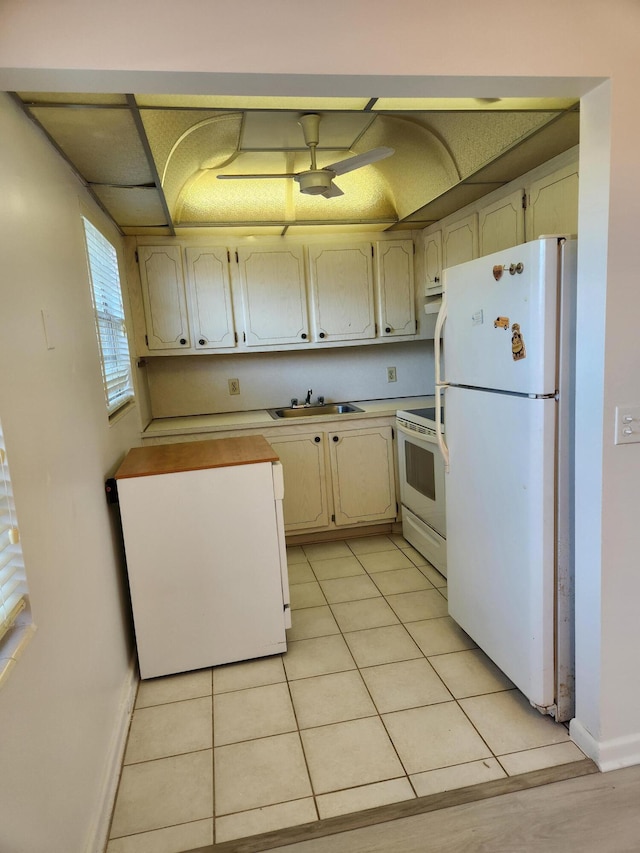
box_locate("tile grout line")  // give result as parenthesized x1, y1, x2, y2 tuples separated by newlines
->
(301, 538, 524, 801)
(305, 540, 421, 807)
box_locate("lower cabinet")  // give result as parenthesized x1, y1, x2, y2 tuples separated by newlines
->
(140, 417, 400, 537)
(266, 432, 330, 531)
(328, 426, 397, 526)
(269, 421, 398, 534)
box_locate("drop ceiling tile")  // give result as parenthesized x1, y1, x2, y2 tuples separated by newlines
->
(469, 115, 579, 183)
(29, 106, 153, 185)
(285, 223, 393, 235)
(240, 111, 376, 151)
(18, 92, 128, 105)
(122, 226, 173, 236)
(403, 182, 507, 223)
(92, 186, 168, 227)
(174, 225, 285, 238)
(373, 97, 578, 112)
(135, 94, 371, 111)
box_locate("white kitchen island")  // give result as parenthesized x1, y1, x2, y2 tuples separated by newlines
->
(115, 435, 290, 679)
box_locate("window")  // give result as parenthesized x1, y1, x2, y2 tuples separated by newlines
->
(0, 423, 26, 643)
(0, 419, 33, 686)
(82, 217, 134, 415)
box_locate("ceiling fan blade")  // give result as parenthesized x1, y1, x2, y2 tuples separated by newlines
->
(216, 173, 297, 180)
(326, 146, 395, 177)
(321, 182, 345, 199)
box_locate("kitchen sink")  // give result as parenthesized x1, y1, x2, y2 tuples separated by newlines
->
(268, 403, 364, 419)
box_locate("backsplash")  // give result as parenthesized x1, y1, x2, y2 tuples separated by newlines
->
(145, 340, 435, 418)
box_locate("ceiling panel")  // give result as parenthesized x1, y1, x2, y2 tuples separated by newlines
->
(29, 106, 154, 186)
(135, 95, 371, 111)
(403, 182, 508, 223)
(12, 92, 580, 235)
(373, 97, 578, 111)
(91, 187, 168, 226)
(122, 226, 173, 236)
(239, 111, 377, 151)
(18, 92, 128, 105)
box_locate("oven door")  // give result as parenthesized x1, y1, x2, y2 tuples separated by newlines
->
(396, 421, 447, 575)
(396, 422, 446, 540)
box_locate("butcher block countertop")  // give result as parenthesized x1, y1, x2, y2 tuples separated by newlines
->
(115, 435, 279, 479)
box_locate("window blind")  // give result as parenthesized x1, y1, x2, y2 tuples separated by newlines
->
(0, 422, 27, 645)
(82, 218, 134, 415)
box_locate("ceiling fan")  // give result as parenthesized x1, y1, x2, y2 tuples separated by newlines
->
(216, 113, 394, 198)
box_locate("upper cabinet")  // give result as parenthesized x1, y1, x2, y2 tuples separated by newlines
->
(237, 246, 309, 347)
(424, 230, 443, 296)
(525, 161, 579, 242)
(478, 189, 525, 257)
(308, 243, 375, 343)
(442, 213, 478, 270)
(138, 246, 191, 351)
(184, 247, 236, 350)
(422, 148, 579, 284)
(130, 235, 422, 356)
(375, 240, 416, 338)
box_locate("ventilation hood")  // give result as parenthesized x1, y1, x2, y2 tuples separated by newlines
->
(12, 92, 579, 236)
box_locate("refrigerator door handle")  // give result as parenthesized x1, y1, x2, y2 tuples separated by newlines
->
(434, 293, 450, 472)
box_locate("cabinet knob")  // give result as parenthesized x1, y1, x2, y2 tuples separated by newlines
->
(179, 338, 187, 345)
(385, 326, 391, 334)
(301, 332, 308, 340)
(319, 332, 326, 339)
(332, 435, 339, 443)
(198, 338, 206, 346)
(314, 436, 321, 443)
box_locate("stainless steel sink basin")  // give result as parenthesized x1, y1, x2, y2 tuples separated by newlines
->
(268, 403, 364, 419)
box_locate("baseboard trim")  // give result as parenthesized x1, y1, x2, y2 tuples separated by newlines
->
(86, 654, 138, 853)
(570, 718, 640, 772)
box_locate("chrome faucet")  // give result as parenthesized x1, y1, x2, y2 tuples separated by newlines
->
(305, 388, 312, 406)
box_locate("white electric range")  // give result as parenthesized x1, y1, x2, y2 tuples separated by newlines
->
(395, 405, 447, 577)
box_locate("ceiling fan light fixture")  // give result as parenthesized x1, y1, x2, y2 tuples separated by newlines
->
(296, 170, 336, 195)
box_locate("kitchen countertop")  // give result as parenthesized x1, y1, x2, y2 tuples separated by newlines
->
(116, 435, 279, 478)
(142, 396, 435, 439)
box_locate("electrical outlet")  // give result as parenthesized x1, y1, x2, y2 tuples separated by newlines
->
(228, 378, 240, 395)
(387, 366, 397, 382)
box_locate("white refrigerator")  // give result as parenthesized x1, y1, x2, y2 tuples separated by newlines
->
(435, 237, 576, 722)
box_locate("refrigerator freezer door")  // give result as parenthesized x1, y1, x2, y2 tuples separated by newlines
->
(445, 386, 556, 709)
(443, 238, 559, 395)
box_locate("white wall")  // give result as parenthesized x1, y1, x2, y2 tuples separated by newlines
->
(0, 94, 141, 852)
(146, 341, 434, 418)
(0, 0, 639, 844)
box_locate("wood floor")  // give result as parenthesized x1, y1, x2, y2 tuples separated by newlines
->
(264, 764, 640, 853)
(188, 763, 640, 853)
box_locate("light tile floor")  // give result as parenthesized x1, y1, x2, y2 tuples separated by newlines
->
(106, 534, 585, 852)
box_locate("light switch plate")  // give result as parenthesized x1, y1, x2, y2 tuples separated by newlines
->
(614, 405, 640, 445)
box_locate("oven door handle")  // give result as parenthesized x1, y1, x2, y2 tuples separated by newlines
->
(434, 292, 450, 472)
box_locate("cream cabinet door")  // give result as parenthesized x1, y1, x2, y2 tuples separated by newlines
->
(478, 189, 525, 257)
(138, 246, 191, 351)
(424, 230, 443, 295)
(307, 244, 376, 342)
(328, 426, 396, 526)
(267, 432, 329, 531)
(442, 213, 478, 270)
(375, 240, 416, 338)
(525, 162, 579, 242)
(237, 246, 309, 346)
(184, 247, 236, 350)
